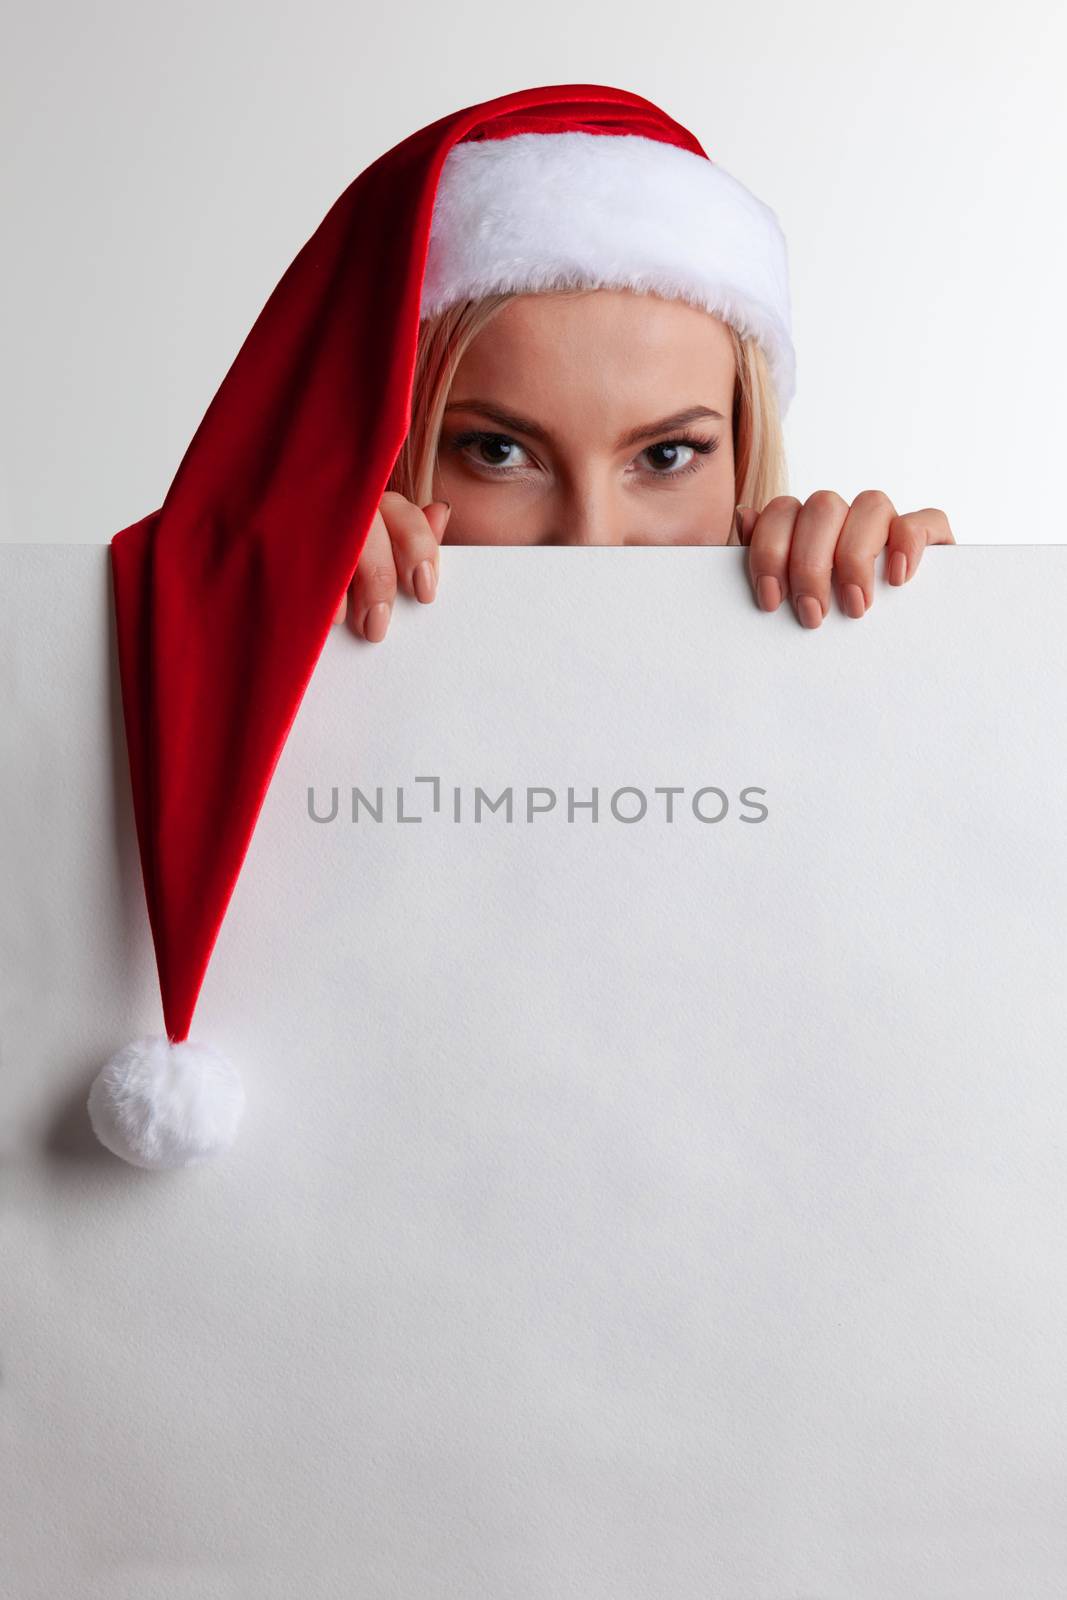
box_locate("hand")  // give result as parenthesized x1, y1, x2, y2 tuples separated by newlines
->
(735, 490, 955, 628)
(333, 492, 452, 641)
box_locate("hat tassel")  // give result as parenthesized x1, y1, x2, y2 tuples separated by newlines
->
(87, 1036, 245, 1169)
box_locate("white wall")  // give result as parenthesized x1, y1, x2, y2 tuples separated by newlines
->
(3, 0, 1063, 548)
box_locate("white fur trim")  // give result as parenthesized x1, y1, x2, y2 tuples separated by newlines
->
(421, 130, 795, 415)
(87, 1035, 245, 1169)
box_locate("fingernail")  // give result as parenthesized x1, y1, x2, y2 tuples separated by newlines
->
(364, 601, 391, 642)
(795, 594, 823, 629)
(888, 550, 908, 585)
(756, 575, 781, 611)
(414, 560, 437, 603)
(841, 583, 866, 618)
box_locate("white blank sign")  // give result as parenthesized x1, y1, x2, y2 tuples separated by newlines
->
(2, 542, 1066, 1598)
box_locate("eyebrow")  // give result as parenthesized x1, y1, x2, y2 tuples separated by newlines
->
(442, 399, 725, 449)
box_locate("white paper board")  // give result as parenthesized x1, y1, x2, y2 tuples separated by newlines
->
(2, 543, 1066, 1597)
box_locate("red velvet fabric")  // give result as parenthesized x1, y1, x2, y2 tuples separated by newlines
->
(109, 82, 709, 1043)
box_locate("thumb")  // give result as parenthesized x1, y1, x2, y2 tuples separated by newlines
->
(421, 499, 452, 543)
(733, 505, 758, 546)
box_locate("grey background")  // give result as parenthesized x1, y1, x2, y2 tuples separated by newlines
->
(3, 0, 1065, 548)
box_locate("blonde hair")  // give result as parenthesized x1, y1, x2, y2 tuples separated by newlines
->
(386, 290, 789, 542)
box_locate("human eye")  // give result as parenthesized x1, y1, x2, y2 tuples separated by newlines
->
(636, 433, 720, 481)
(447, 430, 534, 476)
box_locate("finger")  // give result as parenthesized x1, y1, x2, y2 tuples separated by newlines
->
(744, 496, 801, 613)
(349, 505, 398, 642)
(886, 507, 955, 585)
(831, 489, 897, 619)
(787, 490, 850, 628)
(378, 491, 451, 604)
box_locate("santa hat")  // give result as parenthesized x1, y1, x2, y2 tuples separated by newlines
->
(88, 81, 795, 1169)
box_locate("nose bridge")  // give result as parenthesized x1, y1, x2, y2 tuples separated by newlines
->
(551, 466, 626, 546)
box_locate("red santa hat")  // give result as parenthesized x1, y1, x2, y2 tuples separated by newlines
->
(87, 81, 795, 1169)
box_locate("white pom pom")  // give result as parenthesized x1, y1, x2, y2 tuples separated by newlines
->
(87, 1035, 245, 1169)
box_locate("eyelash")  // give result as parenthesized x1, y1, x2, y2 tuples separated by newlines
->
(447, 429, 720, 482)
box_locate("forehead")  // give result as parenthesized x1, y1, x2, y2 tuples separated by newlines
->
(451, 289, 736, 418)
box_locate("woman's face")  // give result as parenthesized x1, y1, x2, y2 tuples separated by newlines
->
(433, 289, 738, 546)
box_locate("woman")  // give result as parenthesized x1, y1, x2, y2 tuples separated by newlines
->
(331, 92, 953, 636)
(333, 131, 953, 640)
(94, 82, 957, 1166)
